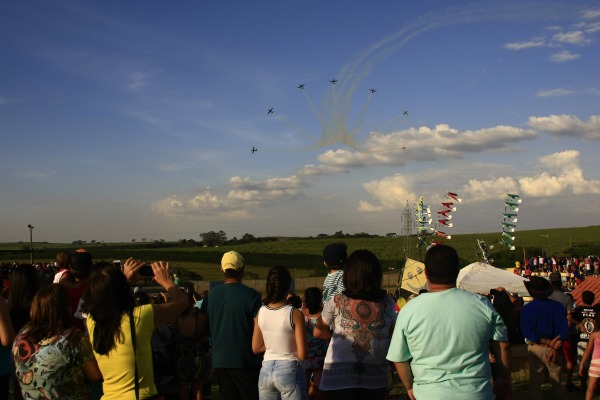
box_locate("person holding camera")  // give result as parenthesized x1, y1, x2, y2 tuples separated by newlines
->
(84, 258, 188, 400)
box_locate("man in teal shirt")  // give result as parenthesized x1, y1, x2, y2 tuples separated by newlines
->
(387, 244, 511, 400)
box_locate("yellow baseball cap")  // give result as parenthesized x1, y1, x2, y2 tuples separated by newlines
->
(221, 251, 244, 272)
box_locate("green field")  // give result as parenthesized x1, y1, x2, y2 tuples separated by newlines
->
(2, 225, 599, 281)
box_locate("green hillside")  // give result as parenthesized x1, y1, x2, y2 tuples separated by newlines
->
(2, 226, 599, 281)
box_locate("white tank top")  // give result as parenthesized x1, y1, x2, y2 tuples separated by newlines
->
(257, 304, 298, 361)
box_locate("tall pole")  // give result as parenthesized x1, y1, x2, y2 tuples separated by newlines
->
(27, 224, 34, 264)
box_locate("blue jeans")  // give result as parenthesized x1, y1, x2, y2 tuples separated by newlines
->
(258, 359, 307, 400)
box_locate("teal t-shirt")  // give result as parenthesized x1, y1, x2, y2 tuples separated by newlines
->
(387, 288, 507, 400)
(200, 282, 262, 368)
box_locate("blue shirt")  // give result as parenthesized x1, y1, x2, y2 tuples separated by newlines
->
(520, 298, 569, 342)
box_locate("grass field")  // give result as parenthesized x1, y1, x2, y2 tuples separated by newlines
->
(2, 225, 599, 281)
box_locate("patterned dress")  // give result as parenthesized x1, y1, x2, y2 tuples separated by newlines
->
(12, 327, 95, 400)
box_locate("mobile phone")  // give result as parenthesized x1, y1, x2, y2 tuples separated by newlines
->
(139, 264, 154, 277)
(113, 260, 122, 270)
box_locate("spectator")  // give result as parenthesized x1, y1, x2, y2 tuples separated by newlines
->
(173, 289, 209, 400)
(387, 244, 511, 400)
(198, 251, 262, 400)
(520, 276, 569, 400)
(84, 259, 188, 400)
(315, 249, 395, 400)
(12, 284, 102, 399)
(571, 290, 600, 391)
(579, 316, 600, 400)
(322, 243, 347, 306)
(252, 265, 307, 400)
(302, 287, 328, 400)
(68, 251, 94, 331)
(8, 264, 40, 334)
(0, 291, 15, 399)
(53, 250, 73, 284)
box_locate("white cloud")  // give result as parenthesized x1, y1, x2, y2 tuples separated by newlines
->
(549, 50, 581, 63)
(460, 150, 600, 202)
(528, 114, 600, 140)
(503, 40, 545, 50)
(152, 175, 310, 218)
(316, 124, 536, 168)
(536, 88, 574, 98)
(582, 9, 600, 20)
(552, 30, 591, 46)
(358, 174, 418, 212)
(295, 164, 349, 176)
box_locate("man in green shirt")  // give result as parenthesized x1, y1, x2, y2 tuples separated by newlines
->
(387, 244, 511, 400)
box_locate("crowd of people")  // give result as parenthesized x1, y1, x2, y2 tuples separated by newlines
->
(0, 246, 599, 399)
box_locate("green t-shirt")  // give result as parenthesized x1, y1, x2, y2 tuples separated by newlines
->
(387, 288, 507, 400)
(200, 282, 262, 368)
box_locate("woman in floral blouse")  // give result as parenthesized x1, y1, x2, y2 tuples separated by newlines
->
(12, 283, 102, 399)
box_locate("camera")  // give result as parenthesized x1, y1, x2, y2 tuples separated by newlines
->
(139, 264, 154, 277)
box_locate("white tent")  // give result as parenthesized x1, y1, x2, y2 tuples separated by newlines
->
(456, 262, 529, 296)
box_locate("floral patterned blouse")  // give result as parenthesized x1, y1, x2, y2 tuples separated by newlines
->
(12, 327, 95, 400)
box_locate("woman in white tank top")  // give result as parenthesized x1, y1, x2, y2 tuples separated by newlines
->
(252, 266, 307, 400)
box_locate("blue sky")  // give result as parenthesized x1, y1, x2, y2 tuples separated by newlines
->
(1, 1, 599, 243)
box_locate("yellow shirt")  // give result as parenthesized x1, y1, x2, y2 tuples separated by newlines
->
(87, 304, 157, 400)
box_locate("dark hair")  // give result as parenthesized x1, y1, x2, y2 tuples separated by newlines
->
(424, 244, 460, 284)
(263, 265, 292, 305)
(26, 284, 72, 343)
(83, 263, 135, 355)
(286, 293, 302, 309)
(583, 290, 595, 305)
(224, 269, 243, 279)
(56, 251, 71, 270)
(9, 264, 40, 311)
(304, 287, 323, 315)
(343, 250, 385, 301)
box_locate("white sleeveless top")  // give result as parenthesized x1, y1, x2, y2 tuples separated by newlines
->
(257, 304, 298, 361)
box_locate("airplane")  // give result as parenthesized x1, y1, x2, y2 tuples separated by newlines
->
(369, 88, 377, 93)
(437, 219, 453, 228)
(417, 217, 432, 225)
(402, 145, 407, 150)
(505, 202, 520, 212)
(506, 193, 522, 203)
(267, 108, 274, 114)
(403, 110, 409, 115)
(330, 79, 337, 85)
(441, 202, 457, 211)
(251, 147, 257, 154)
(447, 192, 462, 203)
(297, 84, 305, 90)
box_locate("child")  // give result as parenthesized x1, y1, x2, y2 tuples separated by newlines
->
(303, 287, 329, 400)
(580, 315, 600, 400)
(252, 266, 307, 400)
(322, 243, 348, 306)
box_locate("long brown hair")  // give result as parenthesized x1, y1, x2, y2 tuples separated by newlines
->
(26, 284, 72, 343)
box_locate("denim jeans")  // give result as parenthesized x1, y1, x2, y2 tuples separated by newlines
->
(258, 359, 307, 400)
